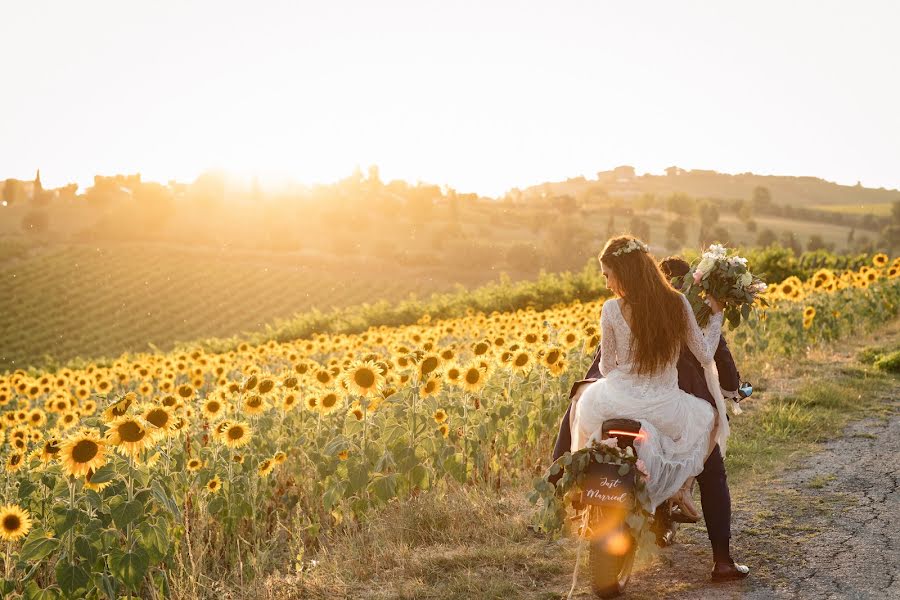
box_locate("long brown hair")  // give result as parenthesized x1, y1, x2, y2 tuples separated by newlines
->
(600, 236, 688, 375)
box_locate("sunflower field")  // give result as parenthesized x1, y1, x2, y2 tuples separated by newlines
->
(0, 255, 898, 599)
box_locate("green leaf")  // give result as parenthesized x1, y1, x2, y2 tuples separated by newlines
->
(55, 561, 89, 596)
(617, 463, 630, 476)
(19, 531, 60, 563)
(51, 507, 78, 537)
(110, 547, 149, 590)
(111, 499, 142, 529)
(24, 582, 61, 600)
(323, 435, 350, 456)
(207, 496, 225, 515)
(87, 464, 116, 484)
(150, 481, 180, 519)
(74, 536, 98, 564)
(369, 474, 397, 503)
(348, 463, 369, 494)
(18, 479, 38, 501)
(409, 464, 429, 490)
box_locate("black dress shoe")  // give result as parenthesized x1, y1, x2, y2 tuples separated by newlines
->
(711, 561, 750, 582)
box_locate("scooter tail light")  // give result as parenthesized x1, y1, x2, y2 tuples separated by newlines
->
(607, 429, 645, 440)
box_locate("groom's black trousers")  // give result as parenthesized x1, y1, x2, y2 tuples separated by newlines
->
(550, 337, 740, 545)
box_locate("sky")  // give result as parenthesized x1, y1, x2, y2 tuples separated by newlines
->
(1, 0, 899, 197)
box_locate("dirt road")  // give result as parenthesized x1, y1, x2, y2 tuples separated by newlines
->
(617, 390, 900, 599)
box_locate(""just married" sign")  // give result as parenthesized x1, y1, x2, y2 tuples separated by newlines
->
(580, 461, 635, 508)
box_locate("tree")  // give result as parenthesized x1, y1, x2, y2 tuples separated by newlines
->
(666, 192, 694, 218)
(807, 234, 827, 252)
(711, 226, 731, 245)
(756, 228, 777, 247)
(697, 201, 719, 244)
(780, 231, 802, 256)
(629, 216, 651, 242)
(666, 219, 687, 248)
(752, 186, 772, 211)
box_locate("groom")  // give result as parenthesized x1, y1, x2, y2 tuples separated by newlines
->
(549, 255, 750, 582)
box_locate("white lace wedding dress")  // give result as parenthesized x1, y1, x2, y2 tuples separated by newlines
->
(571, 295, 729, 512)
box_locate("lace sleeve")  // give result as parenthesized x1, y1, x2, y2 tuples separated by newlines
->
(681, 294, 723, 365)
(599, 300, 617, 376)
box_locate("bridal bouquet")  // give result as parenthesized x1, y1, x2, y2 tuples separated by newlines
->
(680, 244, 768, 328)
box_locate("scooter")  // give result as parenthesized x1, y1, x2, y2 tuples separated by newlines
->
(579, 381, 753, 598)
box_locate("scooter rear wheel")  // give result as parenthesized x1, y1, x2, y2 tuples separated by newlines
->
(588, 522, 635, 598)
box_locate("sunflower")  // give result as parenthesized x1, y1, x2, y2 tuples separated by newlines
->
(273, 451, 287, 465)
(59, 429, 107, 478)
(314, 369, 334, 387)
(201, 398, 227, 421)
(417, 354, 442, 380)
(243, 394, 267, 416)
(141, 404, 175, 439)
(186, 458, 203, 471)
(220, 421, 252, 449)
(0, 504, 32, 542)
(101, 392, 136, 422)
(176, 384, 194, 400)
(27, 409, 47, 428)
(433, 409, 448, 424)
(548, 357, 568, 377)
(304, 395, 319, 411)
(36, 437, 61, 463)
(337, 450, 349, 461)
(281, 393, 299, 411)
(257, 378, 276, 395)
(319, 392, 342, 414)
(541, 347, 564, 370)
(803, 316, 813, 329)
(344, 360, 385, 396)
(472, 340, 492, 357)
(5, 451, 25, 473)
(559, 330, 580, 350)
(803, 306, 816, 319)
(348, 404, 364, 421)
(511, 351, 532, 373)
(206, 475, 222, 494)
(438, 424, 449, 438)
(461, 364, 487, 393)
(57, 410, 80, 431)
(106, 415, 155, 458)
(873, 253, 888, 268)
(419, 377, 442, 398)
(258, 458, 275, 477)
(446, 367, 462, 386)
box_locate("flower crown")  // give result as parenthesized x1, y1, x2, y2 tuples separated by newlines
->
(611, 239, 649, 257)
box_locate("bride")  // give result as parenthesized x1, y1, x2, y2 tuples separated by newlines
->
(571, 235, 730, 515)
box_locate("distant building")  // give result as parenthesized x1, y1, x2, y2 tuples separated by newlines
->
(597, 165, 636, 184)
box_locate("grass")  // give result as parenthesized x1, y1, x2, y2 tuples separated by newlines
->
(258, 329, 900, 599)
